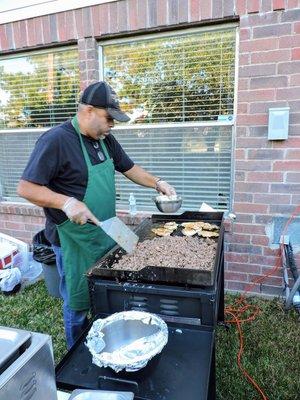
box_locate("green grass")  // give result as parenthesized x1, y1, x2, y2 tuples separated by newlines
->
(0, 281, 299, 399)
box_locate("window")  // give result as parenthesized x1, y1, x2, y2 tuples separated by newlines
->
(100, 26, 236, 211)
(0, 47, 80, 199)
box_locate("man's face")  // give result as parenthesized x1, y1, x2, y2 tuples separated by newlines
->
(87, 108, 115, 140)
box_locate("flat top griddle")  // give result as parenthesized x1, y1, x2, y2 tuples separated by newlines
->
(56, 315, 215, 400)
(88, 211, 224, 287)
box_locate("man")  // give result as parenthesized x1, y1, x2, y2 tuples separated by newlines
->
(18, 81, 176, 349)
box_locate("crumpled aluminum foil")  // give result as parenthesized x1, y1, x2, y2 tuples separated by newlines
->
(85, 311, 168, 372)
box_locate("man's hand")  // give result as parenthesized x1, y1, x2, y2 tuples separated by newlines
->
(156, 180, 176, 196)
(62, 198, 100, 225)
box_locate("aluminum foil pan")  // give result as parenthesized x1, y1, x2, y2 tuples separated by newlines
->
(85, 311, 168, 372)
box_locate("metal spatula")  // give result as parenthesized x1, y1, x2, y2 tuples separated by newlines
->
(88, 216, 139, 254)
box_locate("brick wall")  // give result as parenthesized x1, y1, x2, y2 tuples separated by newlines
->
(0, 0, 300, 295)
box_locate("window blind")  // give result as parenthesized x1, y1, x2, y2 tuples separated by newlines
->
(0, 49, 79, 129)
(113, 125, 232, 211)
(0, 130, 41, 199)
(102, 28, 236, 123)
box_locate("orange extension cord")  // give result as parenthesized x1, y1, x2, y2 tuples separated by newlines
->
(224, 204, 300, 400)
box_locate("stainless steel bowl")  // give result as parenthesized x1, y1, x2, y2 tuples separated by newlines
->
(153, 195, 182, 213)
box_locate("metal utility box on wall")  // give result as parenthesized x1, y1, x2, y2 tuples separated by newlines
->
(268, 107, 290, 140)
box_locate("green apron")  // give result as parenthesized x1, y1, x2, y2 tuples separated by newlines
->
(56, 116, 116, 311)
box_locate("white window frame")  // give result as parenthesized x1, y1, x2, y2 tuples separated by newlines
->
(98, 24, 239, 211)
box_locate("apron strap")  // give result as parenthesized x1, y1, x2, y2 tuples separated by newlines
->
(71, 115, 111, 167)
(72, 116, 92, 168)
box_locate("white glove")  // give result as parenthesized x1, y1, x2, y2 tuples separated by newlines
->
(62, 197, 100, 225)
(155, 180, 176, 196)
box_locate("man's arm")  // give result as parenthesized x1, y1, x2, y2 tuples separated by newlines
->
(123, 165, 158, 189)
(123, 165, 176, 195)
(17, 180, 69, 209)
(17, 180, 100, 225)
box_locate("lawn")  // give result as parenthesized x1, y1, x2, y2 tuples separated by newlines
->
(0, 281, 299, 399)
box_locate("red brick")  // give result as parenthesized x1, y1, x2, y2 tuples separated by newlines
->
(240, 28, 251, 41)
(251, 49, 291, 63)
(254, 193, 290, 204)
(199, 0, 212, 19)
(279, 34, 300, 48)
(34, 17, 44, 45)
(234, 203, 269, 213)
(247, 171, 283, 182)
(235, 171, 246, 181)
(238, 78, 249, 90)
(19, 20, 28, 47)
(288, 0, 299, 8)
(99, 0, 109, 35)
(251, 235, 270, 246)
(178, 0, 188, 22)
(274, 137, 300, 148)
(247, 0, 260, 13)
(286, 172, 300, 182)
(239, 53, 250, 66)
(292, 194, 300, 204)
(249, 100, 288, 113)
(276, 86, 300, 100)
(236, 160, 272, 171)
(225, 252, 249, 263)
(75, 8, 84, 38)
(248, 148, 284, 159)
(238, 89, 275, 102)
(225, 271, 249, 282)
(235, 182, 270, 192)
(271, 183, 300, 193)
(233, 223, 266, 234)
(294, 21, 300, 34)
(136, 0, 147, 29)
(290, 73, 300, 86)
(0, 25, 8, 50)
(263, 247, 280, 256)
(251, 274, 282, 286)
(227, 262, 261, 274)
(239, 63, 276, 77)
(5, 221, 25, 231)
(237, 102, 248, 113)
(236, 213, 254, 223)
(236, 114, 268, 125)
(253, 23, 291, 39)
(261, 0, 273, 12)
(189, 0, 200, 22)
(270, 204, 298, 213)
(117, 0, 128, 31)
(236, 0, 247, 15)
(227, 281, 260, 293)
(235, 148, 246, 160)
(157, 0, 168, 25)
(273, 0, 286, 10)
(291, 48, 300, 60)
(57, 12, 67, 42)
(41, 15, 51, 43)
(211, 0, 222, 19)
(250, 254, 279, 266)
(227, 234, 251, 244)
(91, 5, 101, 36)
(12, 21, 21, 49)
(240, 38, 279, 53)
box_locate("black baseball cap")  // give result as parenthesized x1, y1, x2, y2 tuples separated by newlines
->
(79, 81, 130, 122)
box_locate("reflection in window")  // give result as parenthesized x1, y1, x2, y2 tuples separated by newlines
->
(103, 28, 235, 123)
(0, 49, 80, 129)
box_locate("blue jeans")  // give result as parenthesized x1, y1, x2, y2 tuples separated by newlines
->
(52, 245, 89, 349)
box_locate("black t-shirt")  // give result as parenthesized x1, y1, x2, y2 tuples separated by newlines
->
(22, 120, 134, 245)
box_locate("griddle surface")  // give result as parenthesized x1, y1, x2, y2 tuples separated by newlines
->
(56, 318, 214, 400)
